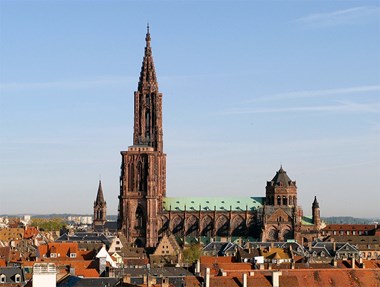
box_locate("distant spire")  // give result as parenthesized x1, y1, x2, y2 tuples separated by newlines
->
(138, 24, 158, 92)
(312, 196, 319, 209)
(95, 180, 105, 205)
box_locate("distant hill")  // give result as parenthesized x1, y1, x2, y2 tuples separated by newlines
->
(322, 217, 379, 224)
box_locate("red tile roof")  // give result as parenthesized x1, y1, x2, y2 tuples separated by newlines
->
(75, 268, 99, 277)
(186, 269, 380, 287)
(200, 256, 234, 264)
(38, 242, 78, 258)
(23, 227, 39, 239)
(0, 259, 6, 267)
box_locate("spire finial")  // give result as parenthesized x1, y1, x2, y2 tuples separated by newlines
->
(145, 23, 151, 46)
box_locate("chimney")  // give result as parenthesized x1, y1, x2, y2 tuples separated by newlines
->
(351, 257, 355, 269)
(161, 277, 169, 287)
(359, 257, 364, 268)
(272, 271, 282, 287)
(333, 242, 336, 252)
(205, 267, 210, 287)
(242, 273, 247, 287)
(195, 259, 201, 275)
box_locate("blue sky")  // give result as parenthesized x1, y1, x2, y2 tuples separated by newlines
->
(0, 1, 379, 217)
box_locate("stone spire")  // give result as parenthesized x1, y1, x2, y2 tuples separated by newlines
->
(312, 196, 319, 209)
(95, 180, 105, 206)
(133, 25, 164, 152)
(137, 24, 158, 93)
(94, 180, 107, 230)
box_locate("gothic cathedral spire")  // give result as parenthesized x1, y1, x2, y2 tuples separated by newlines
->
(133, 25, 163, 152)
(118, 27, 167, 248)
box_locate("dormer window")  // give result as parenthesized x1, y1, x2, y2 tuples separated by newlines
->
(15, 274, 21, 283)
(70, 253, 76, 258)
(50, 253, 57, 258)
(321, 251, 325, 257)
(0, 274, 6, 283)
(312, 251, 317, 257)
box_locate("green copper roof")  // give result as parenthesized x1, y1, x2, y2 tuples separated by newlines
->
(302, 216, 314, 226)
(163, 197, 264, 212)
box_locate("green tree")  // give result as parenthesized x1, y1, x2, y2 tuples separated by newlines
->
(31, 218, 66, 231)
(183, 244, 201, 264)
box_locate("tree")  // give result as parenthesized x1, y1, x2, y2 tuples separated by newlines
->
(31, 218, 66, 231)
(183, 244, 201, 264)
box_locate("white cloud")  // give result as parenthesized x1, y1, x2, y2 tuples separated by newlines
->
(296, 6, 380, 27)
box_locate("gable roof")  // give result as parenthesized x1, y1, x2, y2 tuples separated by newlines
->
(0, 267, 24, 283)
(335, 243, 359, 253)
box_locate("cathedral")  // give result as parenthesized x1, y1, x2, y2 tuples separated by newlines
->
(116, 27, 321, 248)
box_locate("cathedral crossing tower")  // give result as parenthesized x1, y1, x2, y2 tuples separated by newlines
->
(118, 26, 167, 248)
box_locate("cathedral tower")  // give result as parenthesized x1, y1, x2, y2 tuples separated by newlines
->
(262, 167, 300, 241)
(118, 26, 166, 248)
(93, 180, 107, 230)
(265, 166, 297, 207)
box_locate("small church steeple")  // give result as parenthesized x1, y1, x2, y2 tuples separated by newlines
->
(312, 196, 321, 228)
(94, 180, 105, 206)
(93, 180, 107, 230)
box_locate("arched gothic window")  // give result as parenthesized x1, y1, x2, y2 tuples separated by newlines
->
(201, 216, 213, 237)
(216, 215, 229, 237)
(186, 216, 199, 237)
(231, 216, 245, 236)
(171, 216, 184, 237)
